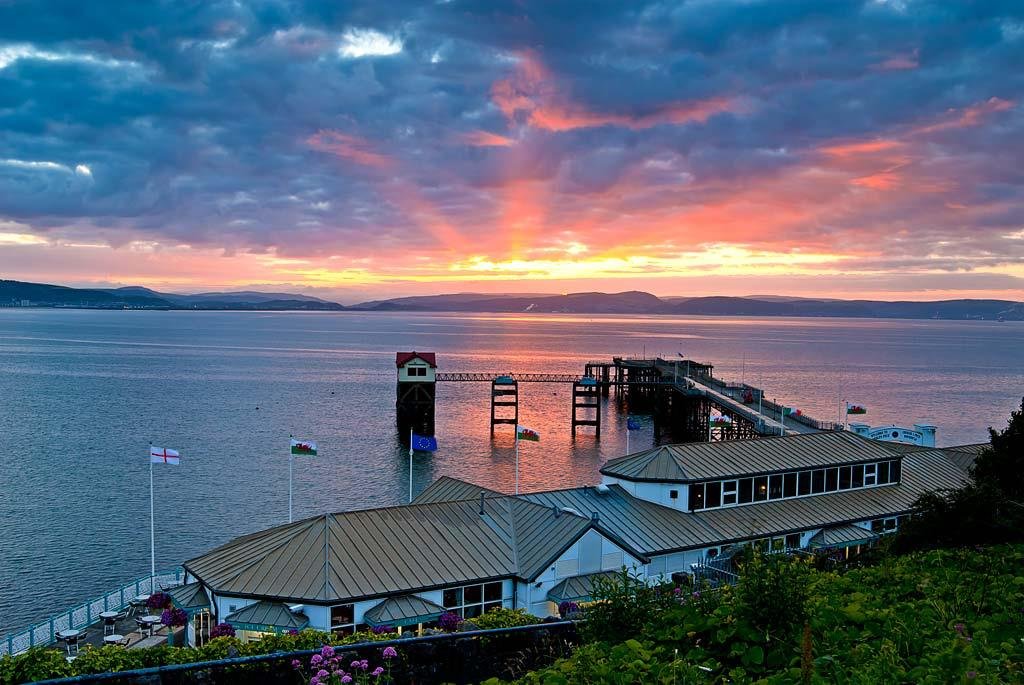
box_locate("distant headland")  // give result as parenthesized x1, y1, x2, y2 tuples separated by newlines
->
(2, 280, 1022, 320)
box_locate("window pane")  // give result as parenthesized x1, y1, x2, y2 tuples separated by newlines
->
(464, 604, 482, 619)
(783, 473, 797, 498)
(331, 604, 354, 626)
(812, 470, 825, 494)
(483, 601, 502, 612)
(825, 468, 838, 492)
(871, 519, 884, 533)
(443, 588, 461, 608)
(753, 476, 768, 501)
(880, 461, 892, 484)
(851, 464, 864, 488)
(484, 582, 502, 601)
(722, 491, 737, 506)
(738, 479, 753, 504)
(722, 480, 737, 494)
(689, 483, 705, 510)
(797, 471, 811, 496)
(771, 537, 785, 551)
(838, 466, 851, 490)
(705, 482, 721, 508)
(768, 475, 783, 499)
(883, 518, 897, 531)
(785, 533, 801, 549)
(890, 460, 901, 483)
(464, 584, 482, 604)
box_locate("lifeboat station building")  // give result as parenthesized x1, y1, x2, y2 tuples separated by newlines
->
(181, 432, 982, 638)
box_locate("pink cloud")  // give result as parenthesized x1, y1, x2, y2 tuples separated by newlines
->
(306, 130, 393, 168)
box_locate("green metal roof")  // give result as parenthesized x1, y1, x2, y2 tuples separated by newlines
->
(225, 601, 308, 633)
(363, 595, 446, 627)
(185, 495, 640, 604)
(167, 582, 210, 614)
(809, 524, 879, 549)
(600, 431, 903, 483)
(547, 571, 618, 603)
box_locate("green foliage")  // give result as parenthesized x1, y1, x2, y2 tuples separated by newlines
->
(502, 639, 711, 685)
(0, 627, 400, 684)
(735, 552, 812, 639)
(495, 544, 1024, 684)
(896, 397, 1024, 552)
(471, 607, 541, 630)
(581, 567, 678, 644)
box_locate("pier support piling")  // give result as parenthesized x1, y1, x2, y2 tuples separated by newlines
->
(490, 378, 519, 434)
(571, 381, 601, 437)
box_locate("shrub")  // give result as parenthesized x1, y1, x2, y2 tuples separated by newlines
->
(472, 607, 541, 631)
(438, 611, 462, 632)
(581, 567, 678, 644)
(160, 607, 189, 628)
(735, 552, 811, 639)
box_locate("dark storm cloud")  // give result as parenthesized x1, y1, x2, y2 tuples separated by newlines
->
(0, 0, 1022, 269)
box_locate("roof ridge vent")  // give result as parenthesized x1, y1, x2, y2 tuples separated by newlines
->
(594, 484, 610, 494)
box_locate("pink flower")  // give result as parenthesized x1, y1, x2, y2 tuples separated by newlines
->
(341, 676, 353, 684)
(372, 666, 385, 677)
(311, 654, 323, 665)
(351, 660, 362, 669)
(321, 645, 336, 658)
(291, 659, 301, 669)
(359, 659, 369, 670)
(382, 646, 397, 659)
(316, 669, 329, 678)
(310, 678, 319, 685)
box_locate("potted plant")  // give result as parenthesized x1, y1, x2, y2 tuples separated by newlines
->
(160, 607, 189, 646)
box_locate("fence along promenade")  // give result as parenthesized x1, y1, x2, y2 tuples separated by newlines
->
(1, 568, 184, 656)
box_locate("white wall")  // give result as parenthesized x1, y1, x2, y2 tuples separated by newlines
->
(520, 529, 643, 618)
(602, 477, 689, 511)
(397, 359, 436, 383)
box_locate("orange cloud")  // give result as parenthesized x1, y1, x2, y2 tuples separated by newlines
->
(461, 130, 516, 147)
(874, 51, 919, 71)
(851, 171, 902, 190)
(491, 51, 741, 132)
(819, 139, 904, 157)
(911, 97, 1014, 136)
(306, 130, 393, 168)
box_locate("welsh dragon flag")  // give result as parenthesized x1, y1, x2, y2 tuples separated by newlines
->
(846, 403, 867, 415)
(516, 425, 540, 442)
(290, 438, 317, 456)
(710, 415, 733, 427)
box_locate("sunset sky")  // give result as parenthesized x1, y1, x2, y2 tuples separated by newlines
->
(1, 1, 1023, 303)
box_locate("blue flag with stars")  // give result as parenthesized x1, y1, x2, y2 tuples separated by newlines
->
(411, 433, 438, 451)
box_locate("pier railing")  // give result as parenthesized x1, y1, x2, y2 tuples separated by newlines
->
(1, 567, 184, 656)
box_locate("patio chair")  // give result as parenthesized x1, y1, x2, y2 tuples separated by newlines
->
(136, 618, 151, 637)
(65, 633, 86, 657)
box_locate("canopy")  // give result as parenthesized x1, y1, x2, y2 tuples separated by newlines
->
(225, 601, 309, 633)
(167, 582, 210, 615)
(547, 571, 618, 604)
(363, 595, 447, 628)
(809, 524, 879, 550)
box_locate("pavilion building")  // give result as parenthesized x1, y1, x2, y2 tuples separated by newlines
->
(181, 432, 982, 640)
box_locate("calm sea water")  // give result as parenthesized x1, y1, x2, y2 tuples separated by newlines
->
(1, 310, 1022, 634)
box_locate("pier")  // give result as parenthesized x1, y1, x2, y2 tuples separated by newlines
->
(397, 353, 841, 443)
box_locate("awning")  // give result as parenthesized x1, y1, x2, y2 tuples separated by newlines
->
(225, 601, 309, 633)
(547, 571, 619, 604)
(363, 595, 447, 628)
(809, 524, 879, 550)
(167, 582, 210, 615)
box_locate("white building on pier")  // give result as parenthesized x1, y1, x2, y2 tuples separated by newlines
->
(180, 432, 982, 640)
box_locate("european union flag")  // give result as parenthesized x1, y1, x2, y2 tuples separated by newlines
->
(627, 417, 641, 431)
(411, 433, 438, 452)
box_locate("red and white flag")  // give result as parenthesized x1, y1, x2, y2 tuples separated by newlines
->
(150, 446, 180, 465)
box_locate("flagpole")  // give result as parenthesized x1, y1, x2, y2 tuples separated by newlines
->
(626, 424, 630, 455)
(288, 436, 294, 524)
(149, 444, 155, 588)
(409, 427, 414, 503)
(780, 406, 785, 436)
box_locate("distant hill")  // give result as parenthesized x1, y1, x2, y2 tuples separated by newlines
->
(0, 280, 345, 310)
(4, 280, 1022, 319)
(351, 291, 1023, 320)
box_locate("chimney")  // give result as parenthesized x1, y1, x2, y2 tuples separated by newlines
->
(479, 492, 485, 515)
(591, 511, 600, 523)
(552, 504, 561, 517)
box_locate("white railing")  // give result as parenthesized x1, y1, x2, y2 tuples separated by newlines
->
(1, 567, 183, 656)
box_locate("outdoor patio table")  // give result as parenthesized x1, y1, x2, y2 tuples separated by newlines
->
(56, 629, 80, 639)
(103, 634, 125, 645)
(140, 615, 160, 635)
(99, 611, 118, 619)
